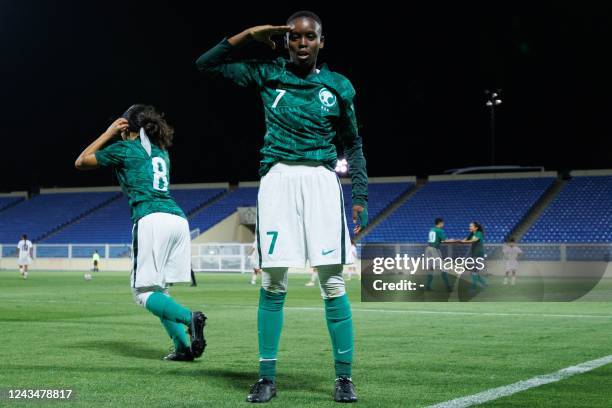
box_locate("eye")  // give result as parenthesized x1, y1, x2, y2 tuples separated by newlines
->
(289, 33, 299, 41)
(307, 33, 317, 40)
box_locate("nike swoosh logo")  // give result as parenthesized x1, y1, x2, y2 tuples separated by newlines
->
(338, 349, 351, 354)
(322, 249, 336, 256)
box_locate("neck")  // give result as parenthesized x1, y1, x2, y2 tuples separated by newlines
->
(290, 61, 317, 77)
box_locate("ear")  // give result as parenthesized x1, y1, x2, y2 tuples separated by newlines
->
(319, 35, 325, 49)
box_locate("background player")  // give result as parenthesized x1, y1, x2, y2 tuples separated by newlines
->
(345, 240, 359, 280)
(248, 241, 262, 285)
(425, 218, 455, 292)
(196, 10, 366, 403)
(74, 104, 206, 362)
(502, 237, 523, 285)
(17, 234, 33, 279)
(92, 250, 100, 272)
(461, 222, 488, 291)
(305, 266, 319, 287)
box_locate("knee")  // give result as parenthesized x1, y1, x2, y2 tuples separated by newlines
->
(261, 267, 288, 294)
(259, 288, 286, 311)
(133, 290, 155, 307)
(317, 264, 346, 299)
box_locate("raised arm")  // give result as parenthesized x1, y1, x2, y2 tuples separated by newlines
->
(195, 25, 291, 87)
(74, 118, 128, 170)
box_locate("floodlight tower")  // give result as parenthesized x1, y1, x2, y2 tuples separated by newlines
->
(485, 89, 503, 165)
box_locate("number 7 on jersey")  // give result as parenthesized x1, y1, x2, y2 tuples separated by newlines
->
(266, 231, 278, 255)
(271, 89, 286, 108)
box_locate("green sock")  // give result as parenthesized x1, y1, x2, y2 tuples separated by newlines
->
(161, 318, 190, 352)
(478, 275, 488, 286)
(471, 273, 479, 290)
(145, 292, 192, 325)
(325, 294, 354, 378)
(426, 274, 434, 289)
(258, 288, 286, 381)
(441, 272, 450, 288)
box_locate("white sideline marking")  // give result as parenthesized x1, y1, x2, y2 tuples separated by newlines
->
(3, 299, 612, 319)
(285, 306, 612, 319)
(425, 355, 612, 408)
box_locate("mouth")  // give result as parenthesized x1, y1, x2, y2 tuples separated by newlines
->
(296, 51, 310, 60)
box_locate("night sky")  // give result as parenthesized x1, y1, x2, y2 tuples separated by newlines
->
(2, 2, 611, 192)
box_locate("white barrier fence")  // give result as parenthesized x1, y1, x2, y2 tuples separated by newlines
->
(1, 243, 610, 274)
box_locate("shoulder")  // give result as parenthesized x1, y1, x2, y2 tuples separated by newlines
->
(318, 67, 356, 101)
(327, 70, 356, 99)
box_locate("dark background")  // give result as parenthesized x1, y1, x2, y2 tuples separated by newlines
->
(1, 1, 611, 191)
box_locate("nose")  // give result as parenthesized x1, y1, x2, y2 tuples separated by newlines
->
(299, 36, 308, 47)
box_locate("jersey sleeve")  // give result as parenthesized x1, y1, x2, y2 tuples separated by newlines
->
(439, 230, 447, 241)
(195, 38, 274, 88)
(335, 77, 368, 208)
(95, 141, 128, 167)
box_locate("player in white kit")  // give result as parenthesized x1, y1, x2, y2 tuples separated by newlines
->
(502, 237, 523, 285)
(17, 234, 33, 279)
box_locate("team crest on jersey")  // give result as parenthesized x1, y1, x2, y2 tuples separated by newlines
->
(319, 88, 337, 108)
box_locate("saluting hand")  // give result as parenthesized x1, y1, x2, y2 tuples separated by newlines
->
(248, 25, 293, 49)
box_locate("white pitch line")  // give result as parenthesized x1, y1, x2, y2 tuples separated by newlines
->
(426, 354, 612, 408)
(3, 299, 612, 319)
(285, 306, 612, 319)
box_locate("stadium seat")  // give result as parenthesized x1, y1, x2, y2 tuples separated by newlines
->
(362, 177, 555, 243)
(0, 192, 120, 243)
(523, 176, 612, 243)
(44, 188, 226, 244)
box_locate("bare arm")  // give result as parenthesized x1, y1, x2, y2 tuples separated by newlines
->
(75, 118, 128, 170)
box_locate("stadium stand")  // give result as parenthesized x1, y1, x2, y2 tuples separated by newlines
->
(362, 176, 556, 243)
(0, 191, 120, 243)
(188, 187, 258, 233)
(0, 196, 25, 212)
(44, 188, 226, 244)
(522, 175, 612, 243)
(342, 182, 414, 229)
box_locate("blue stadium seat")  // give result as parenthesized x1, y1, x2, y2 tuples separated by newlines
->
(363, 177, 555, 243)
(44, 188, 226, 244)
(523, 176, 612, 243)
(0, 192, 119, 243)
(342, 182, 413, 235)
(188, 187, 258, 234)
(0, 196, 24, 212)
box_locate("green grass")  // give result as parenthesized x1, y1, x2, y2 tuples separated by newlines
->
(2, 271, 612, 407)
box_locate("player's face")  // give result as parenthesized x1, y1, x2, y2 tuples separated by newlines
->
(286, 17, 324, 67)
(469, 223, 476, 232)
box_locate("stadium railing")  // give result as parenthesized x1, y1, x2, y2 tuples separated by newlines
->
(1, 243, 610, 273)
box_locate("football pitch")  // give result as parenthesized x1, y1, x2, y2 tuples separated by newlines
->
(2, 271, 612, 407)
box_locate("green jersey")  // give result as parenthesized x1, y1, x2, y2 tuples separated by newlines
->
(468, 231, 485, 257)
(428, 227, 447, 249)
(95, 140, 185, 223)
(196, 39, 368, 207)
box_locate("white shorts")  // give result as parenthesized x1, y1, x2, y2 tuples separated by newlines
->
(131, 212, 191, 289)
(18, 256, 31, 266)
(505, 261, 519, 272)
(255, 162, 353, 269)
